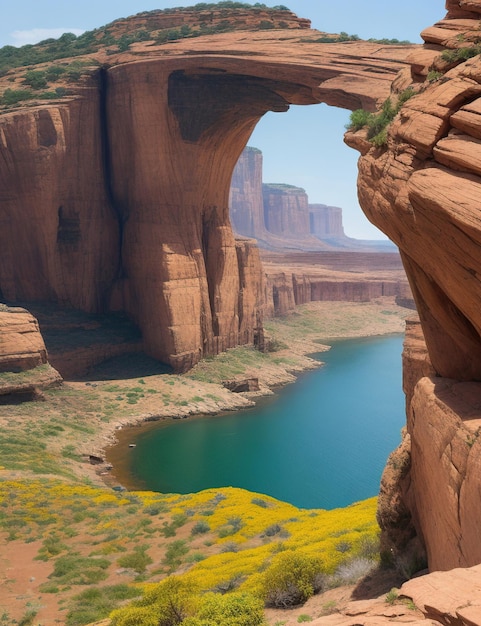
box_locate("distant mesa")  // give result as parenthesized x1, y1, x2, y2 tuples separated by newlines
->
(229, 146, 395, 252)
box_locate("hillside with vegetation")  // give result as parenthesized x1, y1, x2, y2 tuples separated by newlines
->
(0, 300, 411, 624)
(0, 2, 298, 108)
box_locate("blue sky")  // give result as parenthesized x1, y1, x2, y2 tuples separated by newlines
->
(1, 1, 443, 239)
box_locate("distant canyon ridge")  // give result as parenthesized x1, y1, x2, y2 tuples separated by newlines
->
(229, 146, 395, 251)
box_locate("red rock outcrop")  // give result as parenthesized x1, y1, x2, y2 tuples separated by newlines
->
(309, 204, 345, 239)
(307, 563, 481, 626)
(0, 11, 416, 371)
(347, 2, 481, 572)
(0, 307, 48, 373)
(350, 5, 481, 383)
(262, 251, 411, 316)
(263, 184, 310, 236)
(229, 146, 266, 239)
(0, 306, 62, 395)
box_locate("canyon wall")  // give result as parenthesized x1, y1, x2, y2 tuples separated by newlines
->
(347, 1, 481, 571)
(229, 147, 359, 249)
(309, 204, 345, 239)
(262, 184, 310, 236)
(0, 10, 414, 372)
(229, 146, 266, 239)
(263, 251, 411, 317)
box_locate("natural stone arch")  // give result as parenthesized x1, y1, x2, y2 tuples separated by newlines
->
(102, 42, 415, 370)
(0, 31, 415, 371)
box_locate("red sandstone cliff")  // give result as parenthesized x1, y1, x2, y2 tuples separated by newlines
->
(229, 146, 266, 239)
(0, 306, 61, 395)
(262, 183, 310, 236)
(0, 8, 415, 372)
(309, 204, 345, 239)
(345, 0, 481, 572)
(229, 147, 395, 250)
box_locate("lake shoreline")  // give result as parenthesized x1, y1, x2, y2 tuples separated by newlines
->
(99, 298, 411, 493)
(115, 334, 405, 508)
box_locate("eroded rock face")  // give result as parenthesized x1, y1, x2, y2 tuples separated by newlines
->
(351, 6, 481, 382)
(349, 2, 481, 571)
(0, 12, 415, 371)
(0, 307, 48, 373)
(229, 146, 266, 239)
(0, 306, 62, 396)
(309, 204, 345, 239)
(262, 184, 310, 236)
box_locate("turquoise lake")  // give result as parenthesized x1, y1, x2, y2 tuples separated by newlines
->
(126, 334, 405, 509)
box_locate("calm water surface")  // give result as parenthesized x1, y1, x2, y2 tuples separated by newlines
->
(127, 334, 404, 509)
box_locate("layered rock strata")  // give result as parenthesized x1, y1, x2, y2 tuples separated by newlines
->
(347, 2, 481, 571)
(0, 307, 48, 373)
(262, 251, 411, 316)
(0, 307, 61, 395)
(229, 146, 266, 239)
(229, 147, 385, 250)
(309, 203, 345, 239)
(0, 10, 416, 372)
(262, 184, 310, 236)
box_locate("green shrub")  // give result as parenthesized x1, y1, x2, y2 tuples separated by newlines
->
(49, 553, 110, 585)
(118, 546, 153, 574)
(66, 585, 142, 626)
(23, 69, 47, 89)
(262, 523, 283, 537)
(262, 551, 324, 608)
(191, 520, 210, 535)
(218, 516, 244, 537)
(347, 88, 416, 147)
(111, 576, 196, 626)
(45, 65, 67, 81)
(18, 611, 37, 626)
(346, 108, 372, 131)
(251, 497, 269, 508)
(163, 539, 189, 570)
(370, 127, 388, 147)
(0, 88, 34, 105)
(442, 45, 481, 64)
(427, 70, 443, 83)
(183, 592, 265, 626)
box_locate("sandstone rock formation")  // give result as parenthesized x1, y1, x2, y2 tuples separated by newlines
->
(346, 1, 481, 572)
(262, 251, 411, 316)
(0, 307, 48, 373)
(309, 204, 345, 240)
(0, 8, 416, 372)
(306, 563, 481, 626)
(229, 147, 394, 250)
(0, 306, 61, 395)
(263, 183, 311, 236)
